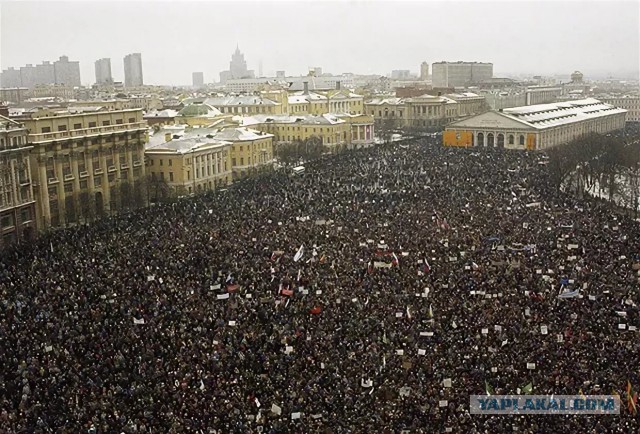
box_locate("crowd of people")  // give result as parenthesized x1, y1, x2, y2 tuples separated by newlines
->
(1, 136, 640, 433)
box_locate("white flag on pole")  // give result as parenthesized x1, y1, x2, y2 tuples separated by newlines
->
(294, 244, 305, 262)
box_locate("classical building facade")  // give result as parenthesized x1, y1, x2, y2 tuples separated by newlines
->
(598, 96, 640, 122)
(0, 116, 36, 247)
(145, 128, 233, 196)
(211, 127, 274, 180)
(365, 94, 459, 129)
(443, 98, 627, 150)
(17, 108, 148, 228)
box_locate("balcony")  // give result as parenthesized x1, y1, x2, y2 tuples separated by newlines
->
(28, 121, 148, 143)
(107, 166, 116, 172)
(48, 177, 59, 184)
(120, 163, 129, 170)
(64, 173, 74, 181)
(133, 160, 142, 167)
(79, 171, 89, 178)
(94, 168, 104, 175)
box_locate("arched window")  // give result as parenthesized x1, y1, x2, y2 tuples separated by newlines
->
(508, 135, 514, 145)
(519, 135, 525, 146)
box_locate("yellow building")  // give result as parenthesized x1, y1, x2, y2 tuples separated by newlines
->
(17, 108, 148, 228)
(189, 95, 287, 116)
(0, 116, 36, 247)
(241, 114, 352, 150)
(145, 127, 233, 196)
(443, 98, 627, 150)
(287, 89, 365, 115)
(210, 127, 274, 180)
(365, 94, 461, 129)
(334, 113, 375, 148)
(68, 99, 131, 111)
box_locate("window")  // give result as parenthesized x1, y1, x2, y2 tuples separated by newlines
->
(128, 118, 135, 123)
(58, 125, 67, 131)
(168, 159, 172, 166)
(80, 180, 88, 190)
(169, 172, 174, 181)
(116, 119, 123, 125)
(20, 208, 31, 223)
(48, 187, 57, 198)
(102, 120, 111, 126)
(1, 214, 14, 228)
(74, 123, 82, 130)
(508, 135, 514, 145)
(64, 183, 73, 193)
(108, 174, 115, 183)
(519, 135, 525, 146)
(160, 160, 163, 166)
(94, 176, 102, 187)
(88, 122, 97, 128)
(41, 127, 51, 133)
(160, 172, 165, 180)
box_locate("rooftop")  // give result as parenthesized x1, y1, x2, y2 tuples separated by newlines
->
(211, 127, 273, 142)
(502, 98, 627, 129)
(241, 113, 345, 126)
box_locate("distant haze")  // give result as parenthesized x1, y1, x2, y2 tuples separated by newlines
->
(1, 0, 638, 86)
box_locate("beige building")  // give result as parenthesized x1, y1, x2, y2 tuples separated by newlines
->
(444, 92, 487, 118)
(443, 98, 627, 150)
(598, 96, 640, 122)
(0, 116, 36, 247)
(145, 127, 233, 196)
(17, 108, 148, 228)
(210, 127, 274, 180)
(365, 94, 458, 129)
(287, 89, 365, 115)
(241, 114, 353, 151)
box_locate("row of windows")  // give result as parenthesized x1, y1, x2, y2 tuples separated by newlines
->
(0, 208, 31, 228)
(39, 117, 137, 133)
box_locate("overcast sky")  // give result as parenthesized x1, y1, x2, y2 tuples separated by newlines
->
(1, 0, 638, 86)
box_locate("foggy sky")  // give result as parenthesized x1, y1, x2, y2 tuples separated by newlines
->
(1, 0, 639, 86)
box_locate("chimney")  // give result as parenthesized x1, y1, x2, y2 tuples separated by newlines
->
(165, 132, 172, 142)
(336, 81, 341, 90)
(303, 81, 309, 95)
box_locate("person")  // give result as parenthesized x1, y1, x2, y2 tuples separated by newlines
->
(1, 136, 639, 433)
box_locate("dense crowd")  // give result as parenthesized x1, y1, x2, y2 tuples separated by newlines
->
(2, 137, 640, 433)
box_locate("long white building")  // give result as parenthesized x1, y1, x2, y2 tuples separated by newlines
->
(443, 98, 627, 150)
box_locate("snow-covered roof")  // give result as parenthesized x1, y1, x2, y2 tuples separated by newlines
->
(501, 98, 627, 129)
(241, 113, 345, 126)
(211, 127, 273, 142)
(144, 109, 179, 118)
(203, 96, 279, 106)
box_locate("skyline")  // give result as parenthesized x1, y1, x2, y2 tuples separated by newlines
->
(1, 0, 639, 86)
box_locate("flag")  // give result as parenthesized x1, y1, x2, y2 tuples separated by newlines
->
(424, 258, 431, 273)
(391, 252, 399, 267)
(558, 289, 580, 299)
(281, 287, 294, 297)
(522, 382, 533, 395)
(50, 242, 54, 253)
(406, 306, 412, 319)
(294, 244, 304, 262)
(428, 304, 433, 319)
(226, 284, 240, 293)
(579, 388, 586, 399)
(627, 381, 638, 415)
(485, 380, 494, 396)
(297, 269, 302, 282)
(310, 306, 322, 315)
(367, 261, 373, 274)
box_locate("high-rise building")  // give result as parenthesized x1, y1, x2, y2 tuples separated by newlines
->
(391, 70, 411, 80)
(36, 61, 56, 85)
(420, 62, 430, 81)
(192, 72, 204, 88)
(0, 67, 22, 88)
(53, 55, 81, 87)
(19, 64, 37, 89)
(219, 46, 255, 84)
(95, 58, 113, 85)
(124, 53, 144, 87)
(431, 62, 493, 88)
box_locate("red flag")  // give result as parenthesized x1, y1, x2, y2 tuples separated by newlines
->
(310, 306, 322, 315)
(226, 284, 240, 293)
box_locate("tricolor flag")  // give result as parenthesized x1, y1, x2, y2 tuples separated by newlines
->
(294, 245, 305, 262)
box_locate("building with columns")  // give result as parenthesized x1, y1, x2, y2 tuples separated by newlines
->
(16, 108, 147, 229)
(0, 116, 36, 247)
(443, 98, 627, 150)
(145, 126, 233, 196)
